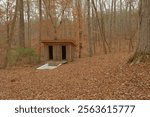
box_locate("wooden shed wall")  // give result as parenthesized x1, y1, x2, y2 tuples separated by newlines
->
(41, 43, 75, 62)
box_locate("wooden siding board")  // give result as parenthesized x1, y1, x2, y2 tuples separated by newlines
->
(41, 41, 76, 62)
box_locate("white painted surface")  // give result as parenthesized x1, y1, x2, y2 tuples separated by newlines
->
(37, 63, 62, 70)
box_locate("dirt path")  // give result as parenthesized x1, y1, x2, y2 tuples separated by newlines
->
(0, 53, 150, 100)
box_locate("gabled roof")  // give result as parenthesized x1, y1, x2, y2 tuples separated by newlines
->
(41, 39, 77, 46)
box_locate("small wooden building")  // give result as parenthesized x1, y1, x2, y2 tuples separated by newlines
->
(41, 40, 76, 62)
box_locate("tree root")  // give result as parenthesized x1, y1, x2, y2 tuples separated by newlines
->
(128, 53, 150, 64)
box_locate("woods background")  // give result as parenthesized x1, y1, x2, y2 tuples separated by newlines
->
(0, 0, 139, 67)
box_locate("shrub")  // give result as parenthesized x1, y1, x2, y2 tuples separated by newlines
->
(7, 47, 39, 66)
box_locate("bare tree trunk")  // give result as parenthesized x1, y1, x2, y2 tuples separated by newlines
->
(76, 0, 82, 58)
(39, 0, 42, 61)
(3, 0, 10, 68)
(3, 0, 18, 68)
(27, 0, 31, 48)
(87, 0, 93, 57)
(113, 0, 116, 26)
(129, 0, 150, 63)
(43, 0, 66, 40)
(109, 0, 114, 50)
(92, 0, 110, 54)
(19, 0, 25, 47)
(6, 0, 10, 44)
(92, 6, 96, 54)
(128, 1, 134, 53)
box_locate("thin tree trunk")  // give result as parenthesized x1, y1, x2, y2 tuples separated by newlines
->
(19, 0, 25, 47)
(128, 1, 134, 53)
(27, 0, 31, 48)
(76, 0, 82, 58)
(92, 0, 111, 54)
(39, 0, 42, 61)
(87, 0, 93, 57)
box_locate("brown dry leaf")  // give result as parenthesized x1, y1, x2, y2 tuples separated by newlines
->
(0, 53, 150, 100)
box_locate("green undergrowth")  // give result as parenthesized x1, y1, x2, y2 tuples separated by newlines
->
(7, 47, 39, 66)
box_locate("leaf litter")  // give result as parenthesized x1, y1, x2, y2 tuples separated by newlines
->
(0, 53, 150, 100)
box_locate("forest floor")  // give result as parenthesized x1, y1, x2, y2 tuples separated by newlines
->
(0, 53, 150, 100)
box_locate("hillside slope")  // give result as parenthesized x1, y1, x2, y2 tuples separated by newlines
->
(0, 53, 150, 100)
